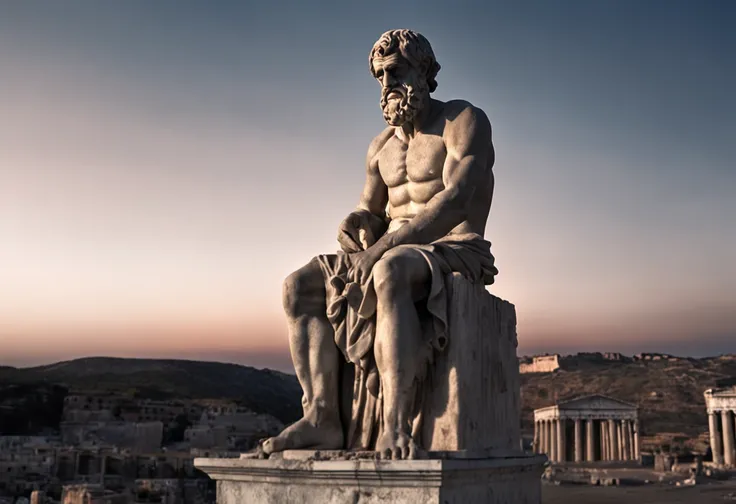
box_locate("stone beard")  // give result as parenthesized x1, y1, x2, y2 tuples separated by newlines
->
(380, 77, 430, 127)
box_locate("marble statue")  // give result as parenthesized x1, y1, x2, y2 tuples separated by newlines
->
(261, 29, 498, 460)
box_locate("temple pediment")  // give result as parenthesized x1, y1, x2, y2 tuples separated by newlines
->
(557, 395, 636, 411)
(704, 386, 736, 415)
(706, 386, 736, 398)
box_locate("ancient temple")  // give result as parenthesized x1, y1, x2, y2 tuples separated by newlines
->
(705, 385, 736, 466)
(533, 395, 640, 463)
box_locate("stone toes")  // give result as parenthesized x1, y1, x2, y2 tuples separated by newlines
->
(395, 444, 407, 460)
(263, 435, 289, 454)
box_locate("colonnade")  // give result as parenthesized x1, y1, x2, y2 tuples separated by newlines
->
(533, 417, 640, 463)
(708, 409, 736, 466)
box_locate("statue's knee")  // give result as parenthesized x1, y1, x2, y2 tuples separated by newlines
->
(282, 273, 300, 317)
(372, 256, 406, 301)
(282, 259, 322, 317)
(283, 271, 308, 317)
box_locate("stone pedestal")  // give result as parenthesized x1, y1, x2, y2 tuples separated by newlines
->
(194, 452, 546, 504)
(420, 274, 521, 452)
(197, 276, 543, 502)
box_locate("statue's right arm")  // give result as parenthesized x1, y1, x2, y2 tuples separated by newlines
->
(337, 130, 392, 253)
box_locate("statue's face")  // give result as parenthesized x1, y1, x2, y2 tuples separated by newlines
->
(372, 52, 429, 127)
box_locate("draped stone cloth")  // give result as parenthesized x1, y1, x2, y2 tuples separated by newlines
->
(317, 232, 498, 450)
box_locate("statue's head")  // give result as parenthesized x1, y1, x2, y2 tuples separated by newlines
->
(369, 29, 441, 127)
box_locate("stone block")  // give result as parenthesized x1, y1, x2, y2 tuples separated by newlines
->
(421, 273, 521, 452)
(194, 454, 545, 504)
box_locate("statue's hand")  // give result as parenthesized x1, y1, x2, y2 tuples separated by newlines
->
(348, 248, 382, 284)
(337, 212, 365, 253)
(338, 210, 389, 253)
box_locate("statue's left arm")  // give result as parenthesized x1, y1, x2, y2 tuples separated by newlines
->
(373, 105, 493, 253)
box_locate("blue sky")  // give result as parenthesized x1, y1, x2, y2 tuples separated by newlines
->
(1, 1, 734, 370)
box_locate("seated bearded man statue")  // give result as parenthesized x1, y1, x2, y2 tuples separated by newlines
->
(260, 29, 498, 460)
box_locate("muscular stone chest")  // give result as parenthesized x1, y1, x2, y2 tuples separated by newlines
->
(378, 133, 447, 190)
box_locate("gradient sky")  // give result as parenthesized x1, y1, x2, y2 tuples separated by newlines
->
(1, 1, 734, 371)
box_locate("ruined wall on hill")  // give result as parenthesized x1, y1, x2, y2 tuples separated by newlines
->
(519, 355, 560, 374)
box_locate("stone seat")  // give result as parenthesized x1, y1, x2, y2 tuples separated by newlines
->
(417, 273, 521, 453)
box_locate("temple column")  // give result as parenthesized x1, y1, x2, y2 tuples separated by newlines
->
(540, 420, 546, 454)
(550, 419, 558, 462)
(574, 419, 583, 462)
(621, 420, 630, 461)
(586, 419, 595, 461)
(558, 418, 566, 462)
(609, 419, 619, 461)
(543, 420, 550, 455)
(723, 410, 735, 466)
(533, 421, 540, 453)
(617, 421, 624, 459)
(633, 419, 641, 462)
(600, 421, 608, 460)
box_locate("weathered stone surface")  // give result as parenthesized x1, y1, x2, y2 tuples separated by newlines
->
(420, 274, 521, 452)
(194, 454, 545, 504)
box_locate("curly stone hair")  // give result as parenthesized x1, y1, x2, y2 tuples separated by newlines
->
(369, 29, 441, 93)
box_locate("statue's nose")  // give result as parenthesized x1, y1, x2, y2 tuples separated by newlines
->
(382, 72, 396, 87)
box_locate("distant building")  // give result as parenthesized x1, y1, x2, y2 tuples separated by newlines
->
(519, 355, 560, 374)
(61, 484, 128, 504)
(533, 394, 640, 464)
(63, 394, 204, 426)
(60, 421, 163, 452)
(704, 385, 736, 466)
(519, 352, 632, 374)
(184, 406, 284, 451)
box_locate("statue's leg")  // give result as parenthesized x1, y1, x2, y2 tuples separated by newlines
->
(261, 257, 343, 454)
(372, 248, 431, 460)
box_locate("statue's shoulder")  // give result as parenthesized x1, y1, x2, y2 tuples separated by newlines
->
(441, 100, 491, 127)
(366, 126, 395, 160)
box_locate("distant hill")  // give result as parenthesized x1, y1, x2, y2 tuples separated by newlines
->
(3, 354, 735, 439)
(0, 357, 302, 423)
(520, 354, 736, 437)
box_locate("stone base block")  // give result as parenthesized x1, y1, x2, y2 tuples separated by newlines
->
(421, 274, 521, 452)
(194, 453, 545, 504)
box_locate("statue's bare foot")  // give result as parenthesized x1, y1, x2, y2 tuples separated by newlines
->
(375, 430, 418, 460)
(240, 441, 268, 459)
(261, 417, 343, 455)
